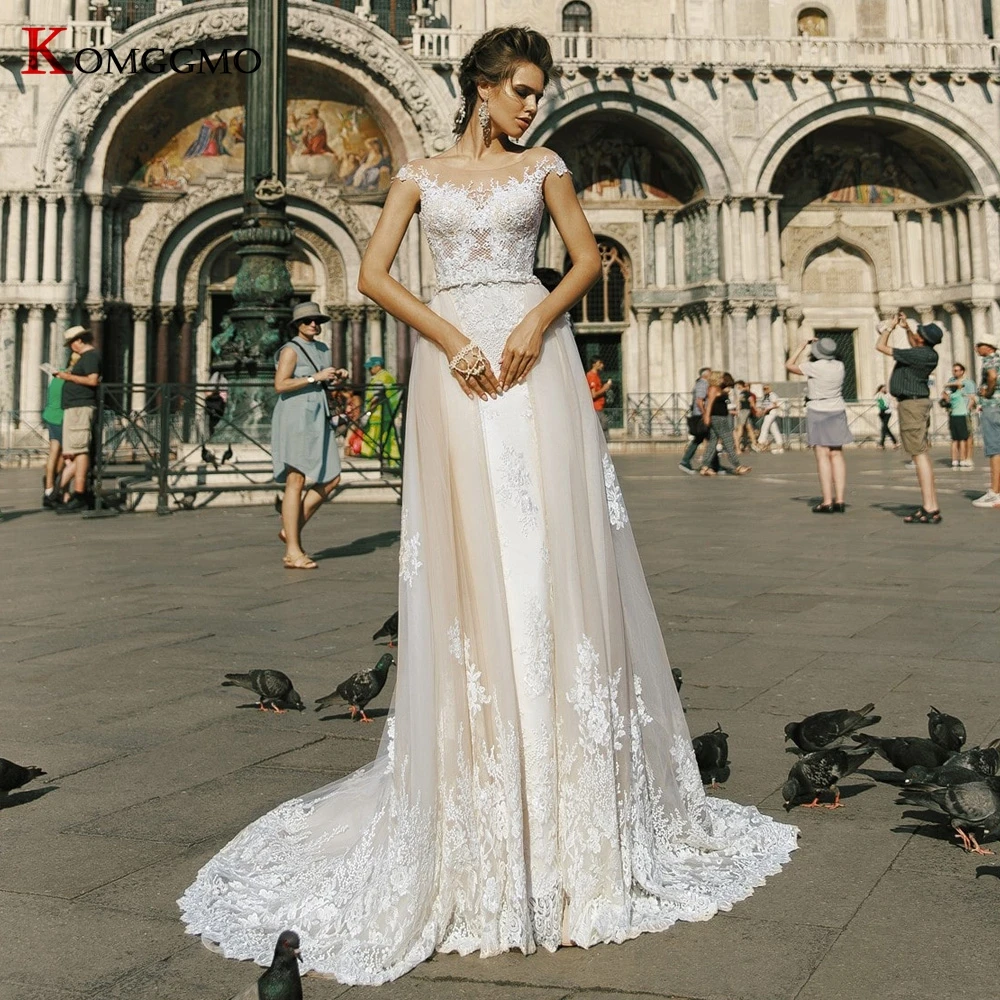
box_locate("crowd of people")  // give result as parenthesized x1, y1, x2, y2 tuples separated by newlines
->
(670, 312, 1000, 518)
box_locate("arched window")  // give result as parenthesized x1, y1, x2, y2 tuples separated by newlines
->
(569, 241, 630, 327)
(796, 7, 829, 36)
(562, 1, 592, 33)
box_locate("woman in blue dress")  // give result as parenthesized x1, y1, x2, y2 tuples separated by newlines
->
(271, 301, 345, 569)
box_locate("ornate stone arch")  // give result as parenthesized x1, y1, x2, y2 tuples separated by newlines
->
(38, 0, 452, 187)
(748, 90, 1000, 196)
(784, 225, 889, 293)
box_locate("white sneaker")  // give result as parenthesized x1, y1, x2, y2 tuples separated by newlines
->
(961, 460, 974, 469)
(971, 490, 1000, 508)
(952, 460, 960, 468)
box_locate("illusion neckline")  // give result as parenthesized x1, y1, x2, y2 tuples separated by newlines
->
(398, 154, 564, 195)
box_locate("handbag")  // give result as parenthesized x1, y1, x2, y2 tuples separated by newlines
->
(290, 341, 344, 422)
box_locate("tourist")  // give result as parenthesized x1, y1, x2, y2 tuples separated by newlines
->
(876, 311, 943, 524)
(875, 383, 898, 449)
(181, 25, 795, 982)
(54, 327, 101, 514)
(943, 362, 976, 469)
(40, 349, 78, 508)
(586, 355, 612, 442)
(734, 380, 758, 453)
(972, 339, 1000, 509)
(756, 383, 784, 453)
(786, 336, 852, 513)
(699, 371, 750, 476)
(361, 356, 401, 465)
(271, 301, 345, 569)
(679, 366, 711, 473)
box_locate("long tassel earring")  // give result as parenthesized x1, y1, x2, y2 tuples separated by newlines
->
(478, 100, 492, 147)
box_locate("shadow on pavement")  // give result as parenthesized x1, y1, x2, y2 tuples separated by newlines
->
(0, 785, 57, 809)
(313, 530, 400, 561)
(317, 706, 390, 722)
(0, 508, 46, 523)
(871, 501, 921, 518)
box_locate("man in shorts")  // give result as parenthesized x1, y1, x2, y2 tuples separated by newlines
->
(972, 340, 1000, 509)
(55, 326, 101, 514)
(876, 312, 942, 523)
(943, 362, 976, 468)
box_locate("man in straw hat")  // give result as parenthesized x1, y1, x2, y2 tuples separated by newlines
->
(54, 325, 101, 514)
(876, 310, 943, 524)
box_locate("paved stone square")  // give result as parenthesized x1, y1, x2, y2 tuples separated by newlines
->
(2, 448, 998, 1000)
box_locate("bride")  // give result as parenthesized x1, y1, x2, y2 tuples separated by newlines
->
(179, 25, 797, 985)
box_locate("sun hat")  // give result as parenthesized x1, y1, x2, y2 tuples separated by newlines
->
(810, 337, 838, 360)
(364, 356, 385, 369)
(62, 324, 88, 344)
(916, 322, 944, 347)
(288, 301, 331, 328)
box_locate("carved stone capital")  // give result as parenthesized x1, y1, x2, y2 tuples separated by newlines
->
(87, 303, 106, 322)
(182, 305, 198, 325)
(27, 303, 46, 318)
(784, 306, 804, 323)
(707, 301, 725, 318)
(86, 193, 105, 209)
(346, 305, 367, 323)
(156, 304, 175, 324)
(942, 302, 959, 315)
(132, 305, 153, 323)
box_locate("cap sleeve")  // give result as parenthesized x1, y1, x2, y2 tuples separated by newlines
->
(393, 162, 422, 186)
(540, 151, 570, 178)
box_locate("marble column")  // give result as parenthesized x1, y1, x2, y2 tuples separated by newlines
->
(6, 194, 22, 284)
(396, 320, 412, 383)
(752, 198, 768, 282)
(21, 304, 45, 415)
(367, 306, 383, 360)
(756, 304, 773, 385)
(179, 306, 196, 387)
(634, 307, 652, 395)
(61, 193, 77, 291)
(708, 302, 724, 370)
(956, 204, 972, 283)
(767, 198, 782, 282)
(895, 210, 910, 288)
(919, 209, 934, 288)
(784, 306, 803, 354)
(943, 302, 969, 369)
(711, 201, 723, 282)
(660, 309, 676, 393)
(728, 303, 749, 379)
(87, 302, 105, 353)
(155, 304, 172, 384)
(131, 306, 150, 410)
(330, 310, 346, 370)
(87, 195, 104, 303)
(943, 207, 959, 285)
(52, 305, 70, 368)
(41, 194, 59, 284)
(771, 310, 786, 382)
(972, 300, 991, 350)
(24, 195, 40, 285)
(968, 199, 986, 281)
(348, 306, 365, 384)
(0, 305, 16, 416)
(643, 210, 657, 287)
(728, 198, 743, 282)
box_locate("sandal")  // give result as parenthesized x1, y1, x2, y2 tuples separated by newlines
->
(734, 466, 752, 476)
(699, 467, 717, 476)
(813, 503, 836, 513)
(283, 553, 318, 569)
(903, 507, 942, 524)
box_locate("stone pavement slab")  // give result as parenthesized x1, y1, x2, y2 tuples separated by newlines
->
(2, 448, 998, 1000)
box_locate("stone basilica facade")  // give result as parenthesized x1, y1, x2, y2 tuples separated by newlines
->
(3, 0, 1000, 428)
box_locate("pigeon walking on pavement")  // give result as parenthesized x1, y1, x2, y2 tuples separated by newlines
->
(316, 653, 394, 723)
(692, 724, 729, 786)
(851, 733, 951, 771)
(201, 443, 218, 469)
(671, 667, 683, 693)
(372, 611, 398, 648)
(897, 777, 1000, 855)
(781, 745, 876, 809)
(221, 444, 234, 464)
(222, 670, 305, 713)
(784, 703, 881, 753)
(0, 758, 46, 802)
(256, 930, 302, 1000)
(927, 706, 967, 753)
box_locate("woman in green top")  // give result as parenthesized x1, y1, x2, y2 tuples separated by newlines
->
(41, 352, 78, 507)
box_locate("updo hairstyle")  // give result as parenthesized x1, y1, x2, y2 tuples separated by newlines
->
(454, 26, 554, 137)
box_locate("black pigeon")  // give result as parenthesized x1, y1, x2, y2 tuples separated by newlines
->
(201, 443, 218, 469)
(0, 758, 46, 802)
(372, 611, 398, 647)
(781, 745, 876, 809)
(257, 929, 302, 1000)
(221, 444, 234, 464)
(784, 702, 880, 753)
(903, 764, 987, 787)
(672, 667, 683, 693)
(316, 653, 393, 723)
(222, 670, 305, 713)
(851, 733, 951, 771)
(927, 706, 967, 753)
(943, 740, 1000, 777)
(692, 723, 729, 786)
(897, 777, 1000, 854)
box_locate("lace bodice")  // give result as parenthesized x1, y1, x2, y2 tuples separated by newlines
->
(396, 152, 569, 290)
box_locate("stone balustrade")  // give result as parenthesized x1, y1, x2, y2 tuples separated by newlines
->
(0, 19, 111, 55)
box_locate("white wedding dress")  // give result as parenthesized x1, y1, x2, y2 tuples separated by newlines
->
(179, 149, 798, 985)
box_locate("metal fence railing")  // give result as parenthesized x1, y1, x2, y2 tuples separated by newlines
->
(625, 394, 963, 447)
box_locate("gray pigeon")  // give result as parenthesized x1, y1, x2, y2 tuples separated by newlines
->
(897, 777, 1000, 854)
(944, 740, 1000, 777)
(0, 758, 46, 802)
(927, 706, 967, 753)
(222, 670, 305, 713)
(851, 733, 951, 771)
(692, 723, 729, 786)
(316, 653, 393, 723)
(784, 702, 880, 753)
(781, 745, 876, 809)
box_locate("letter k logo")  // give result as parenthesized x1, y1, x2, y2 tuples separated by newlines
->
(23, 27, 70, 75)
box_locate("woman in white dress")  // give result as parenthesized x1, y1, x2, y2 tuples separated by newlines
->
(179, 26, 797, 984)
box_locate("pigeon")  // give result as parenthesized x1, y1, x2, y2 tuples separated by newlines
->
(903, 764, 988, 787)
(781, 745, 876, 809)
(942, 740, 1000, 777)
(672, 667, 683, 693)
(0, 758, 46, 802)
(257, 929, 302, 1000)
(691, 723, 729, 786)
(222, 670, 305, 713)
(927, 706, 967, 753)
(784, 703, 881, 753)
(316, 653, 393, 723)
(897, 777, 1000, 855)
(201, 443, 218, 469)
(372, 611, 398, 647)
(851, 733, 952, 771)
(221, 444, 233, 464)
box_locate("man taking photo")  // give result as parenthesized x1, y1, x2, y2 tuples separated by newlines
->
(55, 326, 101, 514)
